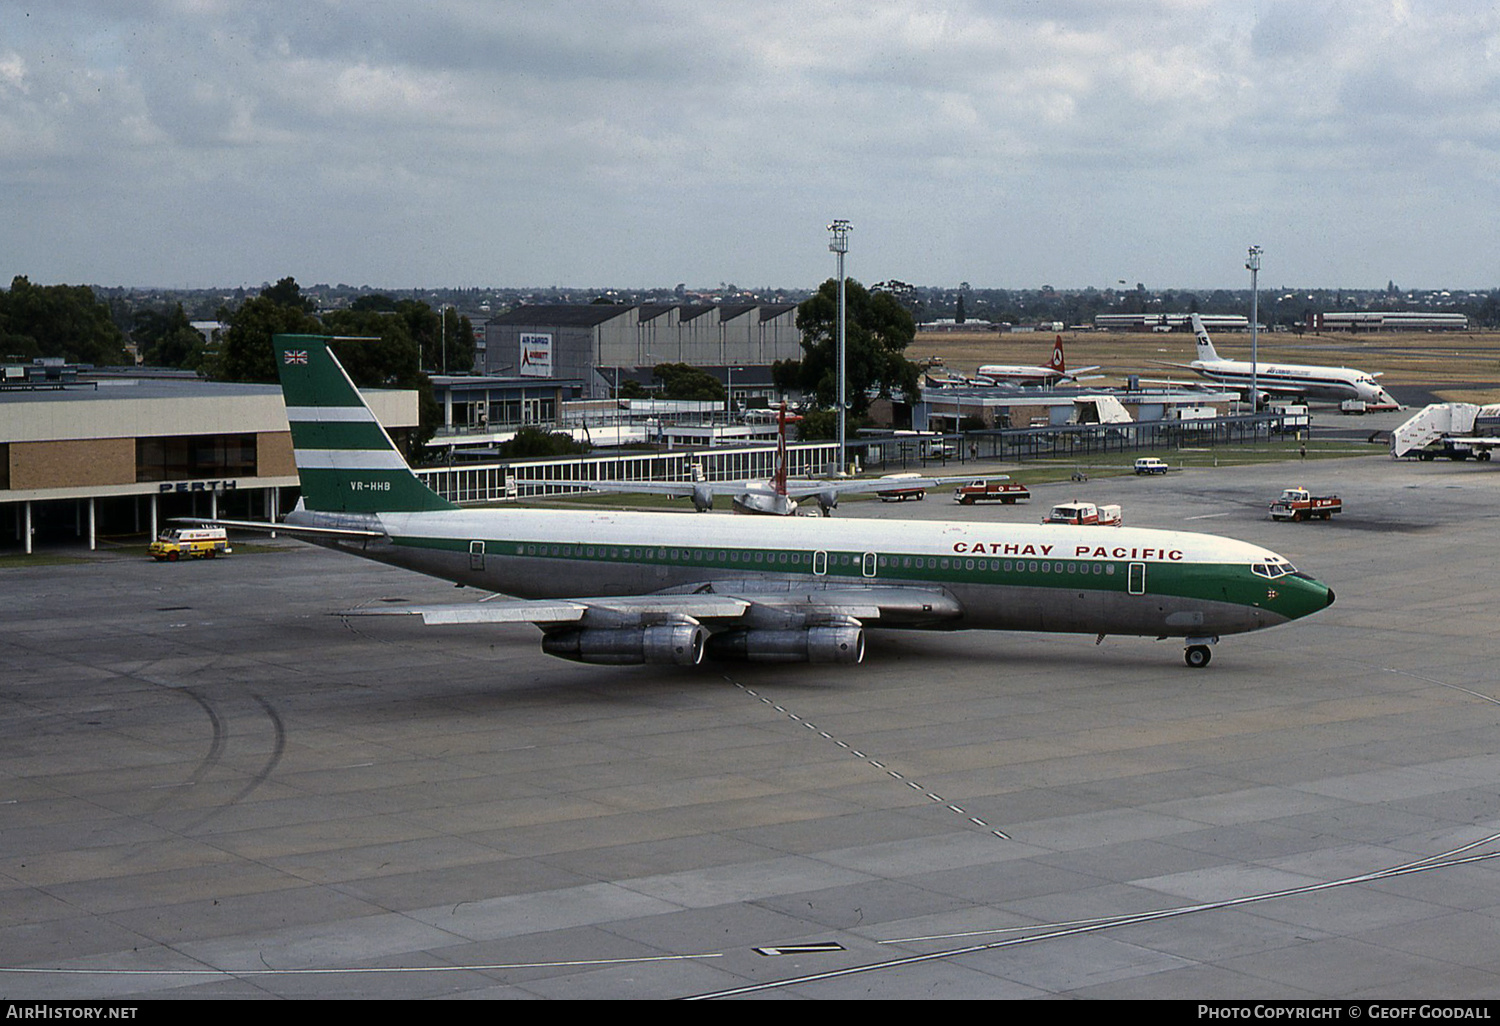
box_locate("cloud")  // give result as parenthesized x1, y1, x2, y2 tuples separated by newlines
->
(3, 0, 1500, 287)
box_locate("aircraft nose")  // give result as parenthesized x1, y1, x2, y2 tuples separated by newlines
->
(1325, 587, 1336, 607)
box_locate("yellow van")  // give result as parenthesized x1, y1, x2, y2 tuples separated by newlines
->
(150, 527, 231, 561)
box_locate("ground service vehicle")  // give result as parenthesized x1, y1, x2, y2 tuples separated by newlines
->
(1268, 488, 1342, 522)
(876, 474, 928, 501)
(1134, 457, 1169, 475)
(1391, 403, 1500, 461)
(954, 479, 1030, 505)
(1043, 502, 1122, 526)
(150, 527, 232, 561)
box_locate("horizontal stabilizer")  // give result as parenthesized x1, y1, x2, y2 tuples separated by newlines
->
(179, 517, 387, 541)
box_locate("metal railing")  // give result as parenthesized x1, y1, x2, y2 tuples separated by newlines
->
(416, 414, 1295, 505)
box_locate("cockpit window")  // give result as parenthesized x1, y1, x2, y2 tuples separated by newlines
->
(1252, 558, 1296, 579)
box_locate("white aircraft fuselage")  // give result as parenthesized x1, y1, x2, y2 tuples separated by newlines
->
(1188, 314, 1398, 409)
(976, 335, 1098, 387)
(242, 333, 1335, 670)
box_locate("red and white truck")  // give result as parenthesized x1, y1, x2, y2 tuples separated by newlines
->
(875, 473, 929, 501)
(953, 479, 1031, 505)
(1268, 487, 1342, 521)
(1042, 501, 1122, 526)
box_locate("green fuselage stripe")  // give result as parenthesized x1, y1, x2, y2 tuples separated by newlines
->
(289, 420, 392, 450)
(390, 533, 1282, 607)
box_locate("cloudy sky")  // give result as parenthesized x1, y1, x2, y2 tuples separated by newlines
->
(3, 1, 1498, 291)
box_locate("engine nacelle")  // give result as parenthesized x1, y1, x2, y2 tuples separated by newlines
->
(705, 624, 865, 664)
(815, 489, 840, 516)
(542, 623, 707, 665)
(690, 485, 715, 512)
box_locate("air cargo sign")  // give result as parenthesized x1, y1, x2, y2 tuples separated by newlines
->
(519, 333, 552, 377)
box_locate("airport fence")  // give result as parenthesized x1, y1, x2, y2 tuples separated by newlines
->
(418, 442, 840, 504)
(416, 413, 1292, 505)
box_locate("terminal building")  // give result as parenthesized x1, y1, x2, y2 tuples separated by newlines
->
(1, 372, 416, 553)
(1309, 311, 1468, 331)
(1094, 314, 1251, 332)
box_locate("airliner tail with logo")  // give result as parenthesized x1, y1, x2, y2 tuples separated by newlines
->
(1178, 314, 1399, 409)
(976, 336, 1101, 386)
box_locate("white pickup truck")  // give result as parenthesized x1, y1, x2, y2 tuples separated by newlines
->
(1042, 502, 1122, 526)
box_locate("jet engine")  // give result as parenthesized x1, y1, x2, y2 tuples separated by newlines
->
(705, 621, 865, 664)
(690, 484, 715, 513)
(542, 622, 707, 665)
(814, 490, 839, 516)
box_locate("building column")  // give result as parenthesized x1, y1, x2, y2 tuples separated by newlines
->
(88, 497, 96, 551)
(150, 494, 158, 540)
(24, 501, 32, 555)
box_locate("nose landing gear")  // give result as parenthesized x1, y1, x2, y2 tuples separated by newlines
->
(1183, 636, 1219, 669)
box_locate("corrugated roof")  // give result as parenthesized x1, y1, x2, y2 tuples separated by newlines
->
(487, 304, 635, 328)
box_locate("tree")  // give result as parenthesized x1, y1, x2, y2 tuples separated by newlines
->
(794, 407, 868, 441)
(794, 278, 921, 416)
(651, 362, 725, 401)
(770, 357, 802, 394)
(0, 276, 128, 365)
(319, 308, 440, 449)
(500, 426, 589, 458)
(349, 294, 397, 313)
(212, 280, 323, 383)
(132, 302, 207, 370)
(260, 276, 316, 313)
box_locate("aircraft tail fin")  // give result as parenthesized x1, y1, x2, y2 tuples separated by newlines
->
(1189, 314, 1220, 362)
(773, 402, 790, 496)
(274, 334, 457, 514)
(1049, 335, 1066, 374)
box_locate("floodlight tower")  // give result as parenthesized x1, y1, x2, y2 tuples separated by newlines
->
(828, 219, 852, 473)
(1246, 245, 1262, 411)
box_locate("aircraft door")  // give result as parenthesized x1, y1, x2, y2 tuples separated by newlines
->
(813, 550, 828, 576)
(470, 540, 485, 571)
(862, 552, 877, 578)
(1128, 561, 1146, 595)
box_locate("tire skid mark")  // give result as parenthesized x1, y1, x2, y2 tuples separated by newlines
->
(137, 683, 227, 817)
(126, 675, 287, 831)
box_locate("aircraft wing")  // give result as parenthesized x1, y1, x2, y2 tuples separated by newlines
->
(343, 581, 963, 629)
(344, 593, 753, 626)
(1135, 375, 1219, 389)
(180, 516, 387, 541)
(781, 474, 984, 499)
(558, 479, 720, 497)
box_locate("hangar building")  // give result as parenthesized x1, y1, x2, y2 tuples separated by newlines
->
(485, 303, 802, 397)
